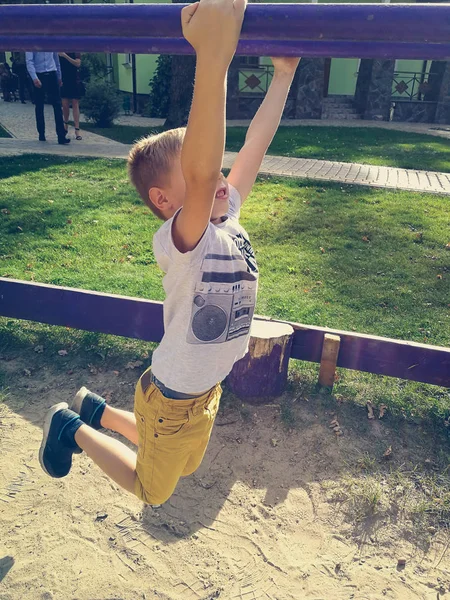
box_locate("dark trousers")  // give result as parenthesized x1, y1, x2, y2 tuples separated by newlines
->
(33, 71, 66, 139)
(14, 65, 33, 103)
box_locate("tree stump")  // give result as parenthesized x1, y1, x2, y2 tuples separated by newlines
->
(226, 320, 294, 403)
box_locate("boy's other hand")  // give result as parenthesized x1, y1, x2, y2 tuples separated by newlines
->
(182, 0, 247, 66)
(270, 57, 301, 77)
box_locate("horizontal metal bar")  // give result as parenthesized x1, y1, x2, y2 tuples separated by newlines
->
(1, 4, 450, 59)
(1, 278, 449, 388)
(2, 35, 449, 60)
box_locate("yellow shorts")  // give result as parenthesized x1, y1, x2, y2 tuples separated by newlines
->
(133, 369, 222, 505)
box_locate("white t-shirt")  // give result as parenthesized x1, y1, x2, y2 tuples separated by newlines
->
(151, 185, 259, 394)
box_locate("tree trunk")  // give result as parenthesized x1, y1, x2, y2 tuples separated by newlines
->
(226, 320, 294, 403)
(164, 0, 196, 129)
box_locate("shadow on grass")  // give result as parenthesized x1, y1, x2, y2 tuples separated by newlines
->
(246, 176, 449, 346)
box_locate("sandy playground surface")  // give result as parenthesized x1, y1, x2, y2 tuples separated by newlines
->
(1, 349, 450, 600)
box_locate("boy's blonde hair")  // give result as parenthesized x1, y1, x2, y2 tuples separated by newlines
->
(128, 127, 186, 220)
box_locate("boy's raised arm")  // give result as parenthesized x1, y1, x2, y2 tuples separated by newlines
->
(228, 57, 300, 204)
(172, 0, 247, 254)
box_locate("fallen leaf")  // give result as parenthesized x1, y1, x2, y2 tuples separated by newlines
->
(34, 345, 44, 353)
(437, 274, 443, 280)
(67, 219, 72, 224)
(270, 438, 278, 447)
(58, 349, 68, 356)
(379, 404, 388, 419)
(88, 364, 98, 375)
(17, 226, 23, 232)
(103, 391, 113, 402)
(384, 446, 392, 459)
(125, 360, 143, 370)
(1, 208, 10, 215)
(445, 242, 450, 250)
(23, 369, 32, 376)
(320, 247, 325, 253)
(113, 370, 120, 376)
(366, 401, 375, 420)
(362, 236, 370, 242)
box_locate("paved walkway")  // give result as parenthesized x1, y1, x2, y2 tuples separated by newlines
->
(1, 101, 450, 194)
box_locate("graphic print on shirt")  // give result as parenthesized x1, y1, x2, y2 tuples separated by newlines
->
(186, 239, 258, 345)
(232, 232, 258, 275)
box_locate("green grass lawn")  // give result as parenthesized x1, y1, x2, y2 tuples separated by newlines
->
(81, 122, 450, 173)
(1, 155, 449, 419)
(0, 124, 11, 138)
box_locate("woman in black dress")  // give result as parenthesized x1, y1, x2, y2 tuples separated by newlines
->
(59, 52, 83, 140)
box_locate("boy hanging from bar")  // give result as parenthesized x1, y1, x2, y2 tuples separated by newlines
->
(39, 0, 300, 506)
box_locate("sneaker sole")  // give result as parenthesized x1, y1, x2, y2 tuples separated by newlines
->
(39, 402, 69, 477)
(70, 386, 90, 415)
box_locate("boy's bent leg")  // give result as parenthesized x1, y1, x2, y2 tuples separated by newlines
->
(74, 424, 137, 495)
(101, 405, 138, 446)
(71, 387, 138, 446)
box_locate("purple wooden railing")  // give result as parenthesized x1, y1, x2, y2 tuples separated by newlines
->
(0, 278, 449, 388)
(1, 4, 450, 59)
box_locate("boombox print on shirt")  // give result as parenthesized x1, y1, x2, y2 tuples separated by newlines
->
(187, 230, 258, 345)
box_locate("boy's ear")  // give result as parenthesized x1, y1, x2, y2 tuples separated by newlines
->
(148, 187, 169, 212)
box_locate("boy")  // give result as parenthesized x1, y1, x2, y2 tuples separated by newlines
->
(39, 0, 299, 506)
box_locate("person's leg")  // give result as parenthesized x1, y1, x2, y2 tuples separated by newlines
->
(71, 387, 138, 445)
(74, 424, 137, 494)
(61, 98, 70, 131)
(39, 401, 138, 493)
(72, 99, 82, 139)
(101, 404, 138, 446)
(72, 99, 80, 129)
(33, 77, 45, 138)
(47, 71, 67, 140)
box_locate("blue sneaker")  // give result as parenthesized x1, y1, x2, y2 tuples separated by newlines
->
(39, 403, 84, 478)
(70, 387, 106, 431)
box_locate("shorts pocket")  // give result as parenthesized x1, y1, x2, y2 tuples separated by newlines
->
(156, 414, 189, 437)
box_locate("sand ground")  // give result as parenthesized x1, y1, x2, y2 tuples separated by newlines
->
(1, 350, 449, 600)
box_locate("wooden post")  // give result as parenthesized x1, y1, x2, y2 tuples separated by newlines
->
(318, 333, 341, 389)
(226, 320, 294, 403)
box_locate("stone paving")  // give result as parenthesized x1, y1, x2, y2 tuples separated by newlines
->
(1, 100, 450, 194)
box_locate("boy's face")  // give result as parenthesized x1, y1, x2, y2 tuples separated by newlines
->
(150, 156, 230, 222)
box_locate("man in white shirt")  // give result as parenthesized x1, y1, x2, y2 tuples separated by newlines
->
(26, 52, 70, 144)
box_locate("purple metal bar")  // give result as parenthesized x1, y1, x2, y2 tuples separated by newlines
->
(1, 278, 449, 387)
(5, 36, 450, 60)
(1, 4, 450, 59)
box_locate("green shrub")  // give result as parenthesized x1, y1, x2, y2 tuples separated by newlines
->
(81, 80, 121, 127)
(79, 53, 109, 85)
(147, 55, 172, 118)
